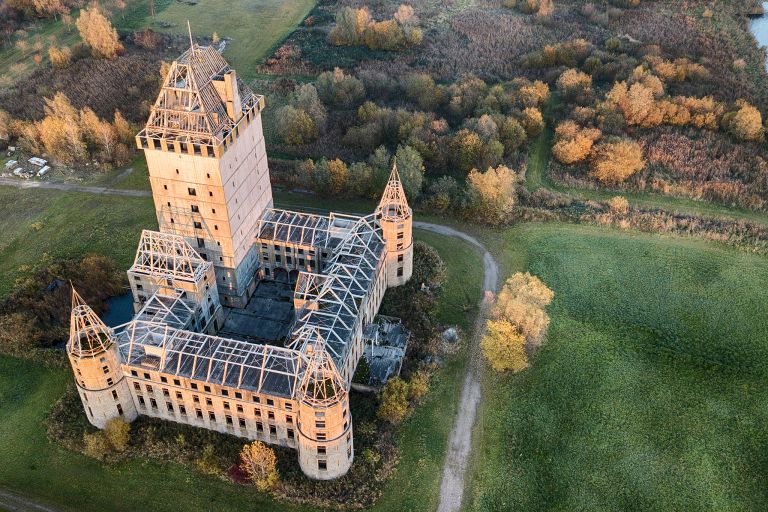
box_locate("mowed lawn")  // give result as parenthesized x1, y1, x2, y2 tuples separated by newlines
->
(119, 0, 315, 81)
(0, 187, 156, 296)
(0, 191, 483, 512)
(467, 223, 768, 511)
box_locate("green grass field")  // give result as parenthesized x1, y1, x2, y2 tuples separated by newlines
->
(466, 223, 768, 511)
(118, 0, 315, 81)
(0, 17, 81, 84)
(0, 187, 156, 297)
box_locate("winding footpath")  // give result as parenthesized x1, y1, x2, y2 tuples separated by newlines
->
(0, 489, 59, 512)
(414, 222, 499, 512)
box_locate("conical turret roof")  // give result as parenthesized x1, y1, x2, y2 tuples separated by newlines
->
(68, 286, 113, 358)
(297, 329, 347, 407)
(376, 161, 411, 222)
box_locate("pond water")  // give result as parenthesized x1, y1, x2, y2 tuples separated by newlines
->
(751, 2, 768, 70)
(101, 293, 134, 327)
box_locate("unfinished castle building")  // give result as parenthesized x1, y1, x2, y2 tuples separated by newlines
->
(66, 45, 413, 480)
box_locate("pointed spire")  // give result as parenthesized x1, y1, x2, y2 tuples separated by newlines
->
(187, 20, 195, 53)
(68, 286, 113, 358)
(297, 330, 347, 407)
(376, 160, 411, 221)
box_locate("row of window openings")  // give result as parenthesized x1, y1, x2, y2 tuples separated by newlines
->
(86, 403, 123, 418)
(129, 373, 289, 409)
(136, 395, 293, 438)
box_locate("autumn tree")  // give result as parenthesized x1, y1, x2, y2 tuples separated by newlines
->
(83, 431, 111, 460)
(377, 377, 409, 424)
(395, 144, 424, 199)
(104, 418, 130, 452)
(492, 273, 554, 348)
(48, 45, 71, 68)
(76, 6, 120, 59)
(724, 102, 764, 142)
(552, 120, 601, 164)
(312, 158, 349, 195)
(38, 93, 87, 165)
(407, 370, 430, 403)
(291, 83, 327, 133)
(466, 165, 519, 225)
(0, 109, 10, 142)
(275, 105, 317, 145)
(483, 272, 554, 372)
(589, 139, 645, 184)
(328, 6, 371, 45)
(239, 441, 279, 492)
(557, 68, 592, 100)
(113, 111, 133, 145)
(480, 319, 528, 372)
(607, 195, 629, 214)
(521, 107, 544, 137)
(316, 68, 366, 109)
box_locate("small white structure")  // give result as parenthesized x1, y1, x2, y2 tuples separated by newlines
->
(37, 166, 50, 177)
(28, 157, 47, 167)
(5, 160, 17, 169)
(13, 168, 24, 176)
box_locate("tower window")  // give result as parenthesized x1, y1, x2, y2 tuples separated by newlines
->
(106, 377, 114, 386)
(188, 187, 196, 196)
(191, 205, 199, 213)
(397, 267, 404, 277)
(287, 428, 294, 439)
(317, 446, 326, 455)
(112, 390, 118, 400)
(150, 398, 157, 409)
(209, 191, 213, 197)
(212, 208, 216, 214)
(239, 418, 246, 428)
(209, 411, 216, 421)
(115, 403, 123, 415)
(397, 231, 404, 240)
(197, 237, 205, 248)
(398, 254, 404, 263)
(163, 184, 167, 190)
(318, 460, 327, 471)
(194, 222, 203, 229)
(102, 366, 109, 374)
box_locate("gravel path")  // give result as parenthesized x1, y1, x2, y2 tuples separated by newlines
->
(0, 177, 151, 197)
(414, 221, 499, 512)
(0, 490, 59, 512)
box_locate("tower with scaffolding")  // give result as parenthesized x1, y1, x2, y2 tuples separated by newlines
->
(68, 43, 413, 480)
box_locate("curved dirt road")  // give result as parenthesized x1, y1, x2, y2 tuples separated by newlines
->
(413, 221, 499, 512)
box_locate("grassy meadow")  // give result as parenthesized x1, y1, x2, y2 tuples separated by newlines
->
(466, 223, 768, 511)
(0, 187, 156, 297)
(118, 0, 315, 81)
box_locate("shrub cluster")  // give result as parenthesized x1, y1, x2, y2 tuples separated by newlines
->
(0, 255, 123, 360)
(328, 5, 422, 51)
(4, 91, 135, 167)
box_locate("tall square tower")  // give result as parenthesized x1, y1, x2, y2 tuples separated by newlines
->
(136, 45, 273, 308)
